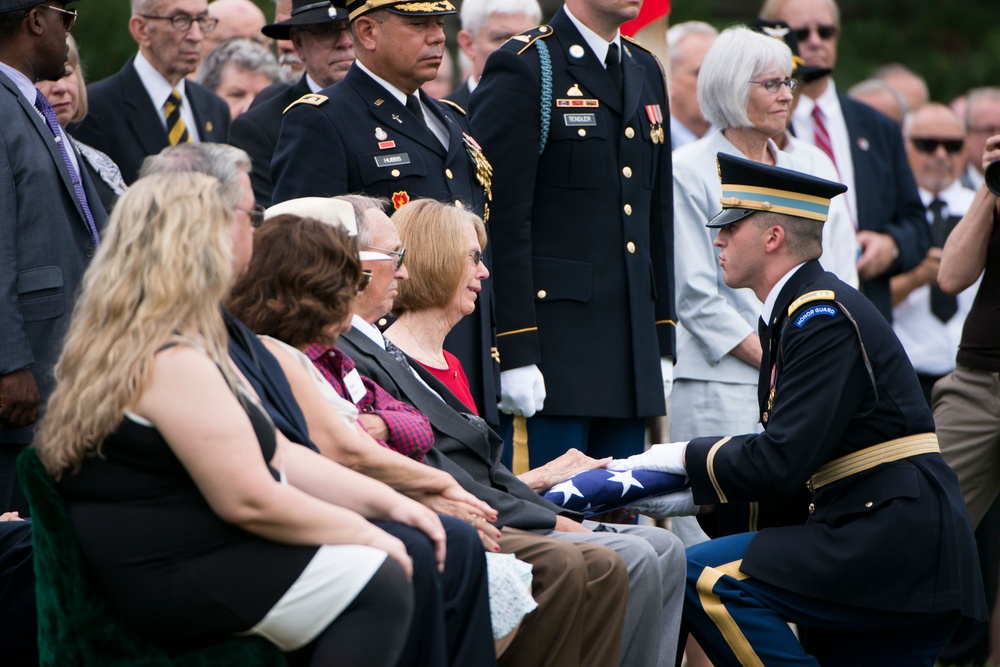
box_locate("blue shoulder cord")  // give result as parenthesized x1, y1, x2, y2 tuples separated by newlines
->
(536, 38, 552, 155)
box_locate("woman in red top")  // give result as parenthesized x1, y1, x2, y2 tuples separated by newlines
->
(383, 200, 489, 414)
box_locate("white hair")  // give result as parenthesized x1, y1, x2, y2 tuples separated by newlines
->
(697, 25, 792, 130)
(458, 0, 542, 35)
(667, 21, 718, 67)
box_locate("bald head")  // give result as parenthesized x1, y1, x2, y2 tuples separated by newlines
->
(204, 0, 267, 52)
(903, 103, 966, 195)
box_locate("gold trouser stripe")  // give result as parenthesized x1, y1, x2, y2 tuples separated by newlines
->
(655, 319, 676, 326)
(809, 433, 939, 490)
(714, 559, 750, 580)
(706, 436, 732, 503)
(747, 502, 758, 532)
(496, 327, 537, 337)
(511, 415, 530, 476)
(696, 563, 764, 667)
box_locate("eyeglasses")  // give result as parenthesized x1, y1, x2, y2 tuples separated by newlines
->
(299, 21, 351, 46)
(357, 270, 373, 292)
(38, 4, 77, 32)
(363, 245, 406, 269)
(792, 24, 838, 42)
(139, 13, 219, 33)
(469, 249, 482, 265)
(909, 137, 964, 155)
(237, 204, 266, 228)
(749, 77, 799, 94)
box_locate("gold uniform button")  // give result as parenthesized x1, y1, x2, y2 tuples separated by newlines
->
(626, 241, 636, 253)
(625, 127, 635, 138)
(622, 166, 632, 178)
(445, 168, 453, 180)
(624, 204, 633, 216)
(578, 128, 587, 137)
(808, 502, 815, 515)
(864, 501, 874, 508)
(391, 169, 400, 177)
(378, 317, 388, 327)
(537, 290, 547, 299)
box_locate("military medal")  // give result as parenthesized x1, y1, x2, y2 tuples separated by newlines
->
(763, 364, 777, 424)
(375, 127, 388, 141)
(567, 84, 583, 97)
(462, 132, 493, 203)
(645, 104, 664, 144)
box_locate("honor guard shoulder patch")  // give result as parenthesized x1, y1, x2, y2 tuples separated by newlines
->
(787, 290, 836, 316)
(794, 304, 838, 328)
(513, 25, 554, 55)
(283, 93, 329, 114)
(440, 99, 466, 116)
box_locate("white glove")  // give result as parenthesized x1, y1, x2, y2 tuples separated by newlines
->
(628, 488, 699, 518)
(499, 364, 546, 417)
(660, 356, 674, 400)
(608, 441, 688, 476)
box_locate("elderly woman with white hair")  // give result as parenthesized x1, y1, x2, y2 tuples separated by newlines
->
(667, 26, 856, 541)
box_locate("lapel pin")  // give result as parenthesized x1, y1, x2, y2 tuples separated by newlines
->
(392, 114, 403, 123)
(205, 121, 213, 133)
(375, 127, 388, 140)
(569, 44, 585, 59)
(567, 83, 583, 97)
(857, 137, 870, 151)
(374, 98, 384, 106)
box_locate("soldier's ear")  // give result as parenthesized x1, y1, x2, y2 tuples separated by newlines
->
(352, 16, 379, 53)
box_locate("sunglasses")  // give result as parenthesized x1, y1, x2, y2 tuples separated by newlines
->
(469, 249, 482, 265)
(139, 13, 220, 33)
(749, 77, 799, 94)
(793, 24, 838, 42)
(363, 245, 406, 269)
(910, 137, 964, 155)
(236, 204, 266, 229)
(357, 270, 373, 292)
(38, 4, 77, 32)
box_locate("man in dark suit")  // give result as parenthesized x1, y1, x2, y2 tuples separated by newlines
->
(272, 0, 500, 430)
(338, 195, 685, 667)
(616, 153, 985, 665)
(228, 0, 351, 206)
(0, 0, 107, 514)
(469, 0, 676, 468)
(449, 0, 540, 110)
(70, 0, 230, 184)
(759, 0, 929, 322)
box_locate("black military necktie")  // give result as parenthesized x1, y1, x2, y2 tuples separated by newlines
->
(405, 94, 428, 130)
(928, 198, 958, 322)
(605, 43, 623, 97)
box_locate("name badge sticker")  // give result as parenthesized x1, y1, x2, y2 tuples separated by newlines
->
(374, 153, 411, 168)
(343, 368, 367, 405)
(563, 113, 597, 127)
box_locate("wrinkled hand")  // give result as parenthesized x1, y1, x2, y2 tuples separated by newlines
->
(627, 488, 699, 518)
(357, 413, 389, 441)
(498, 365, 546, 417)
(518, 448, 611, 493)
(414, 486, 502, 552)
(856, 231, 898, 282)
(660, 356, 674, 401)
(553, 514, 591, 533)
(609, 441, 688, 476)
(0, 369, 40, 430)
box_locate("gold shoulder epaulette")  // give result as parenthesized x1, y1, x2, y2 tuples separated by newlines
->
(439, 99, 466, 116)
(787, 290, 836, 316)
(283, 93, 329, 114)
(512, 24, 554, 55)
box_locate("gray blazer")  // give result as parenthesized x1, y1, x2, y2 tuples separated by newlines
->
(339, 327, 572, 531)
(0, 69, 108, 445)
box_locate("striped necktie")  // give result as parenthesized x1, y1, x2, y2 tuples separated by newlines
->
(812, 105, 836, 169)
(164, 89, 191, 145)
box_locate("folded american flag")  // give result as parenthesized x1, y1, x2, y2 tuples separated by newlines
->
(542, 469, 688, 517)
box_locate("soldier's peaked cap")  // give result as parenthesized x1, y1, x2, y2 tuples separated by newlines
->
(707, 152, 848, 228)
(335, 0, 456, 22)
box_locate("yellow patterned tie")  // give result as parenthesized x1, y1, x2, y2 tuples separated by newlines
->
(164, 89, 191, 145)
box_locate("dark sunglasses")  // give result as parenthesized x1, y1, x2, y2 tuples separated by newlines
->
(139, 13, 219, 33)
(38, 4, 77, 32)
(910, 137, 964, 155)
(237, 204, 266, 229)
(793, 24, 838, 42)
(357, 270, 373, 292)
(363, 245, 406, 269)
(469, 249, 482, 265)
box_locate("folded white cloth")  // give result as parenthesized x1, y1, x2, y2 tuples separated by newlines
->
(485, 552, 537, 640)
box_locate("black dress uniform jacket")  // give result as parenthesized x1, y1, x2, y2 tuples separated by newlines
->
(469, 8, 676, 418)
(686, 260, 986, 620)
(270, 64, 498, 426)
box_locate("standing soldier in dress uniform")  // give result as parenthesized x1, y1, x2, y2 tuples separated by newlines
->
(614, 153, 986, 666)
(271, 0, 500, 427)
(469, 0, 676, 470)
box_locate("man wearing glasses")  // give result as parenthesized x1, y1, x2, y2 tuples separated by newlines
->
(70, 0, 230, 184)
(229, 0, 352, 207)
(0, 0, 108, 519)
(759, 0, 929, 323)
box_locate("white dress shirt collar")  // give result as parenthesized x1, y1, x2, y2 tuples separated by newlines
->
(352, 314, 387, 349)
(761, 262, 807, 325)
(563, 5, 621, 67)
(0, 61, 39, 104)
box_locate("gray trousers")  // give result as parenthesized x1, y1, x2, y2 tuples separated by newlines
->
(548, 522, 686, 667)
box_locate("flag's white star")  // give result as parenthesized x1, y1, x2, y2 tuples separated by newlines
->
(549, 479, 585, 505)
(607, 469, 645, 497)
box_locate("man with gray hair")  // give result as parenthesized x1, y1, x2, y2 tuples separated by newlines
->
(450, 0, 541, 109)
(71, 0, 231, 184)
(666, 20, 717, 148)
(197, 38, 280, 119)
(960, 86, 1000, 190)
(847, 78, 906, 125)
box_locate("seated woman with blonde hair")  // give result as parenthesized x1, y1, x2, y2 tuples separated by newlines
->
(35, 172, 439, 665)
